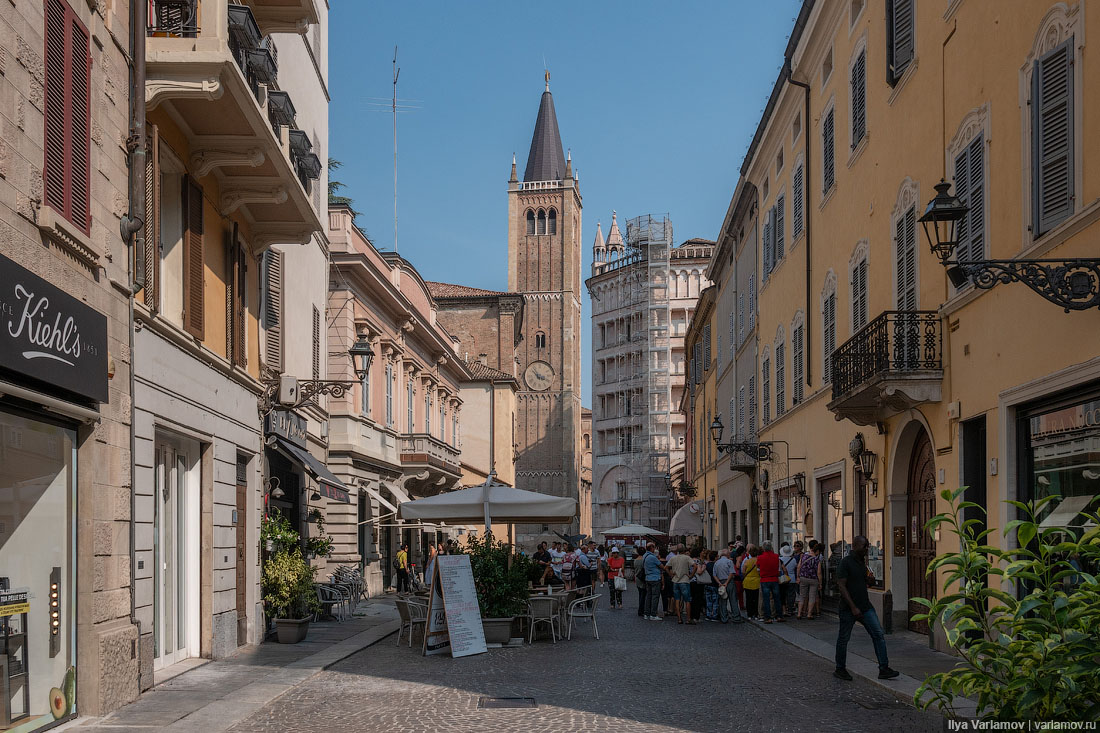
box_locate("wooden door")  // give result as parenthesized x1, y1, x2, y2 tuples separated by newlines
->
(235, 456, 248, 646)
(906, 429, 937, 633)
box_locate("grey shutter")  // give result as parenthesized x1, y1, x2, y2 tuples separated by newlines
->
(312, 306, 321, 380)
(737, 388, 745, 437)
(792, 164, 804, 237)
(776, 194, 785, 260)
(895, 207, 918, 310)
(143, 124, 161, 311)
(793, 325, 804, 404)
(730, 308, 737, 355)
(704, 323, 712, 368)
(762, 357, 770, 424)
(853, 259, 868, 331)
(852, 50, 867, 146)
(762, 216, 773, 277)
(263, 250, 283, 371)
(748, 275, 756, 331)
(823, 109, 835, 192)
(775, 342, 785, 416)
(889, 0, 915, 86)
(823, 293, 836, 383)
(737, 293, 744, 347)
(954, 136, 986, 264)
(748, 375, 756, 434)
(1033, 38, 1074, 237)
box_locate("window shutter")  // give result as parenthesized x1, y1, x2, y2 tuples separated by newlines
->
(762, 218, 773, 276)
(852, 50, 867, 146)
(858, 260, 868, 328)
(895, 207, 918, 310)
(729, 308, 736, 355)
(1033, 39, 1074, 237)
(748, 275, 756, 331)
(762, 358, 771, 425)
(792, 164, 804, 238)
(263, 250, 284, 371)
(235, 238, 246, 367)
(704, 323, 711, 368)
(143, 124, 161, 310)
(182, 176, 205, 339)
(823, 109, 835, 192)
(776, 195, 785, 260)
(748, 375, 756, 433)
(823, 293, 836, 383)
(312, 306, 321, 380)
(43, 0, 92, 234)
(888, 0, 915, 86)
(225, 229, 237, 361)
(965, 136, 985, 261)
(793, 325, 804, 404)
(737, 387, 745, 437)
(776, 342, 785, 416)
(737, 293, 744, 347)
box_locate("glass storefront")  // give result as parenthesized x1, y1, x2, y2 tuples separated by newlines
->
(0, 408, 77, 732)
(1021, 390, 1100, 532)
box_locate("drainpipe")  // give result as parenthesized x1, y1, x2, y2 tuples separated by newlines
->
(123, 0, 147, 684)
(786, 59, 813, 389)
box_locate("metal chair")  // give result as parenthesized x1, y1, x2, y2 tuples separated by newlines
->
(315, 584, 345, 621)
(526, 596, 561, 644)
(567, 593, 601, 640)
(405, 598, 428, 648)
(394, 597, 426, 648)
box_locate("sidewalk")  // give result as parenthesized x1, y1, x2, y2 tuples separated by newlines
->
(68, 598, 400, 733)
(750, 611, 978, 719)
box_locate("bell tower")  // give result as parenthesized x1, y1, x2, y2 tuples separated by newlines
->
(507, 73, 584, 544)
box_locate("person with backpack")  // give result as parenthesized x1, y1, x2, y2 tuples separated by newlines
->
(561, 544, 577, 590)
(796, 541, 824, 619)
(395, 543, 410, 593)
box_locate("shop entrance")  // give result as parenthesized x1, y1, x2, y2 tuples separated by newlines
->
(906, 428, 937, 634)
(818, 474, 843, 604)
(153, 436, 200, 670)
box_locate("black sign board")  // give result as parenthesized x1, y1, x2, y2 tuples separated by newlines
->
(0, 253, 108, 403)
(265, 408, 307, 449)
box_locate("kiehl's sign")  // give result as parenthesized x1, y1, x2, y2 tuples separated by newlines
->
(0, 253, 108, 403)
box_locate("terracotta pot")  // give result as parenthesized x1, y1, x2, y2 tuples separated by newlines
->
(274, 617, 310, 644)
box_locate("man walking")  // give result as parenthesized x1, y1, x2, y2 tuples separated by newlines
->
(712, 549, 744, 623)
(835, 535, 899, 681)
(642, 542, 663, 620)
(395, 543, 410, 593)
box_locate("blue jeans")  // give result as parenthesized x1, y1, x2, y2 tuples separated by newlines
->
(836, 606, 890, 671)
(761, 581, 781, 619)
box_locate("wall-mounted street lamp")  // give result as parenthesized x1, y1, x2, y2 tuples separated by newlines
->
(709, 415, 773, 462)
(259, 334, 375, 415)
(920, 180, 1100, 311)
(849, 433, 878, 496)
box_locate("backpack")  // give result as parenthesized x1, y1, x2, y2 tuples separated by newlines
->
(392, 558, 401, 570)
(562, 554, 575, 579)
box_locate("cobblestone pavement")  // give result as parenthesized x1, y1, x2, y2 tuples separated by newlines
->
(229, 593, 944, 733)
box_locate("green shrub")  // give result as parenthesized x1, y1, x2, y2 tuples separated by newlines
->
(463, 532, 529, 618)
(262, 548, 321, 620)
(913, 488, 1100, 720)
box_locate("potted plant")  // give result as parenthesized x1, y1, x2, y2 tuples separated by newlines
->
(465, 532, 529, 644)
(262, 547, 321, 643)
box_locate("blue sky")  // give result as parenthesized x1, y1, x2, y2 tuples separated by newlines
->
(329, 0, 802, 397)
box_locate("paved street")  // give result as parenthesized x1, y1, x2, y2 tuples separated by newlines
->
(227, 594, 943, 733)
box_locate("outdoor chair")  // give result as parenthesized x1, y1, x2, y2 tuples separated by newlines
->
(325, 579, 354, 619)
(394, 597, 427, 648)
(526, 596, 561, 644)
(314, 584, 345, 622)
(566, 593, 600, 640)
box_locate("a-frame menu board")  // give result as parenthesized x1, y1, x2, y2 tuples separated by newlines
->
(422, 554, 487, 658)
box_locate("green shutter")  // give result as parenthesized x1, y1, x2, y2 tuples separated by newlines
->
(1033, 38, 1074, 237)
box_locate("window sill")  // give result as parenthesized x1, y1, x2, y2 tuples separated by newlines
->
(887, 56, 919, 106)
(36, 205, 100, 270)
(819, 183, 836, 211)
(847, 132, 870, 168)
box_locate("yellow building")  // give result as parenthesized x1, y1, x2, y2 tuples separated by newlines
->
(684, 286, 721, 547)
(711, 0, 1100, 644)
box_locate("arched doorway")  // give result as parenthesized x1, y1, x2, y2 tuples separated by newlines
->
(906, 428, 937, 633)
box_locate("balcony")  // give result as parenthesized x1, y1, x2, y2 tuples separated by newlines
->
(146, 0, 322, 249)
(827, 311, 943, 426)
(399, 434, 462, 496)
(240, 0, 319, 35)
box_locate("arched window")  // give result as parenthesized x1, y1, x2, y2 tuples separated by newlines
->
(535, 331, 547, 349)
(537, 209, 546, 235)
(548, 208, 557, 234)
(526, 210, 535, 235)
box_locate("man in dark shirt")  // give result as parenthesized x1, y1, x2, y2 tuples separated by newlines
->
(835, 535, 899, 681)
(533, 542, 552, 585)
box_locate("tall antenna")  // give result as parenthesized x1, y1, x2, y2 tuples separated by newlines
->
(392, 46, 400, 254)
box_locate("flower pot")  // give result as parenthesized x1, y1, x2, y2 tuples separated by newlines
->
(481, 617, 514, 645)
(274, 617, 310, 644)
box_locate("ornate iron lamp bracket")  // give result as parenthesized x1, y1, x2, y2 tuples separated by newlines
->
(258, 377, 357, 416)
(955, 258, 1100, 312)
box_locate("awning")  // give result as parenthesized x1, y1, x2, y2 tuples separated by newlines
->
(383, 481, 412, 506)
(271, 437, 350, 503)
(1038, 494, 1097, 530)
(362, 483, 398, 515)
(669, 501, 704, 536)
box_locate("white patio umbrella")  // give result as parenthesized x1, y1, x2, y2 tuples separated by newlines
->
(397, 471, 577, 531)
(601, 523, 666, 538)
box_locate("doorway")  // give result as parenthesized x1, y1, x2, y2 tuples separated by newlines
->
(235, 455, 249, 647)
(818, 474, 842, 603)
(906, 428, 937, 634)
(153, 435, 200, 669)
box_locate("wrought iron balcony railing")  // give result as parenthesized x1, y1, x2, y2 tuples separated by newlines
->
(830, 311, 942, 400)
(149, 0, 199, 37)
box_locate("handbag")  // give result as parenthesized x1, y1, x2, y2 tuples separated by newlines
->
(614, 574, 626, 591)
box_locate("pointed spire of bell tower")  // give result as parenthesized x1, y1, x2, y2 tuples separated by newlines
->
(509, 152, 517, 183)
(606, 210, 624, 256)
(592, 219, 605, 252)
(523, 73, 566, 182)
(565, 149, 572, 179)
